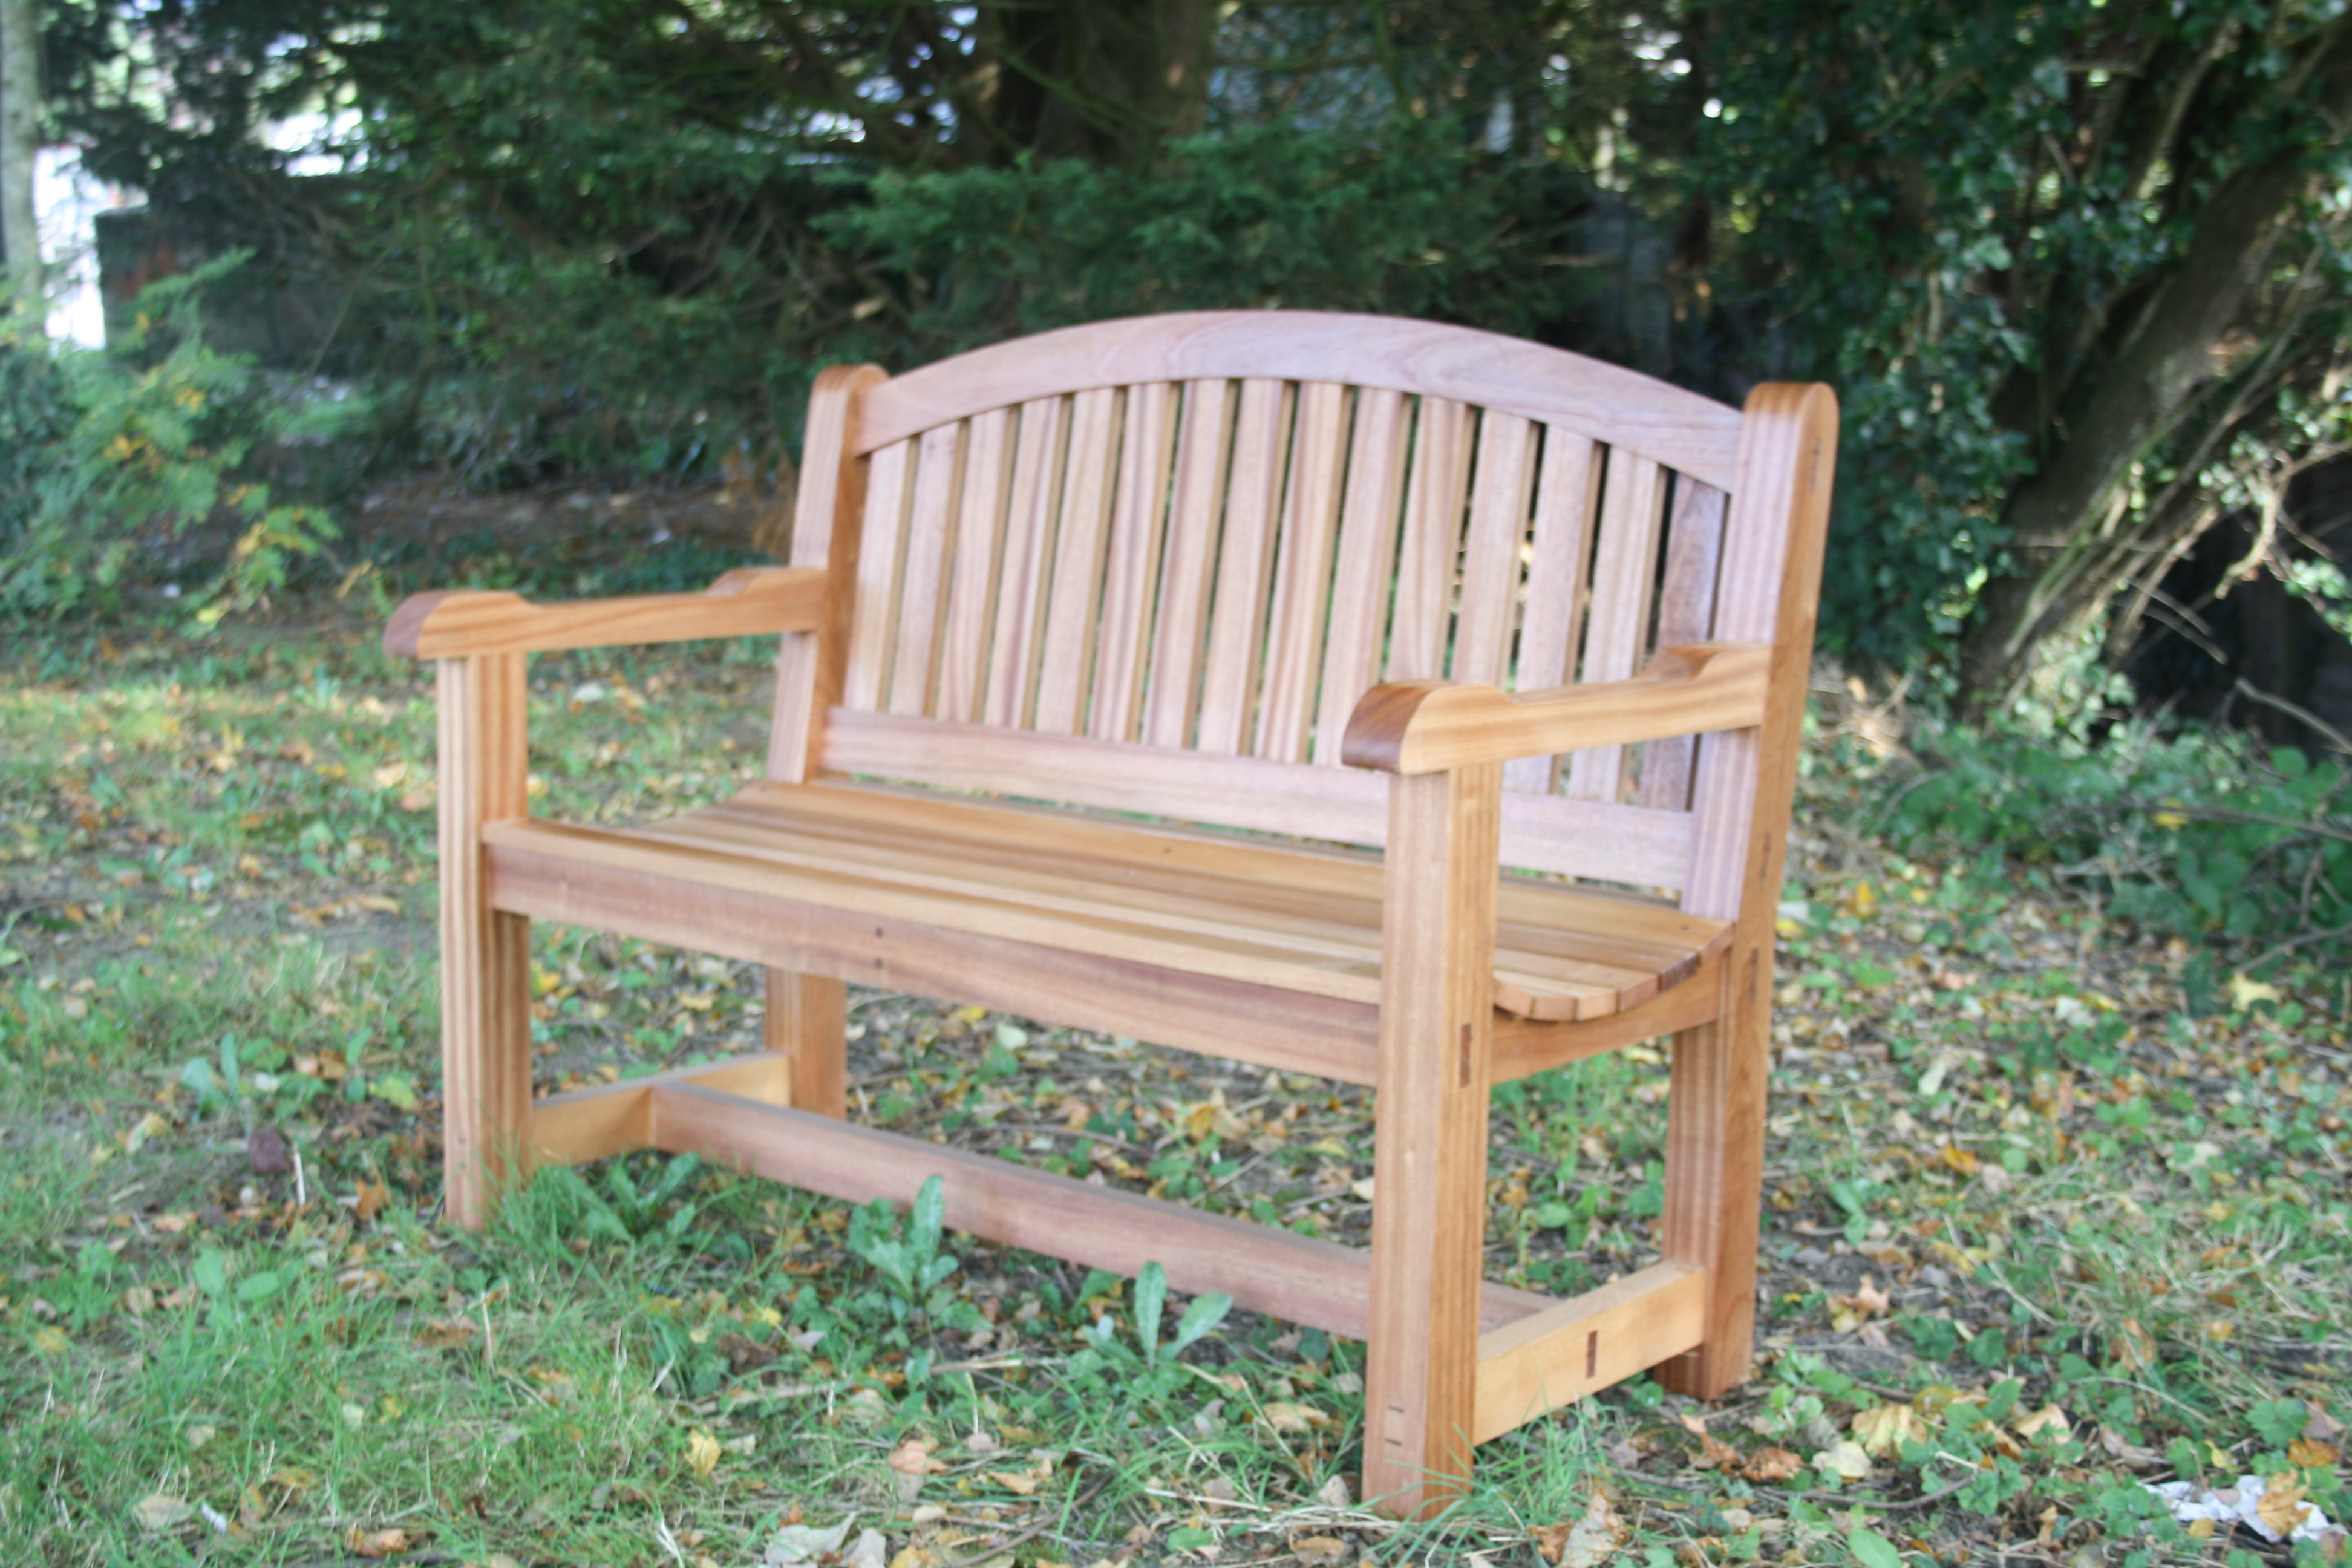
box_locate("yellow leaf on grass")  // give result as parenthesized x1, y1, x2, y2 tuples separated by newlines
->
(2010, 1405, 2071, 1441)
(685, 1429, 722, 1480)
(1262, 1402, 1331, 1434)
(1852, 1403, 1929, 1457)
(986, 1469, 1040, 1496)
(2258, 1476, 2314, 1541)
(1812, 1440, 1872, 1481)
(2226, 973, 2282, 1010)
(2288, 1438, 2341, 1468)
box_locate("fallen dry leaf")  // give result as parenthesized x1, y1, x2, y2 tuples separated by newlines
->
(888, 1439, 946, 1477)
(2258, 1475, 2314, 1541)
(985, 1469, 1040, 1495)
(1534, 1492, 1628, 1568)
(1743, 1447, 1804, 1482)
(2011, 1404, 2071, 1441)
(1679, 1411, 1742, 1470)
(685, 1429, 722, 1480)
(348, 1526, 412, 1558)
(2289, 1438, 2341, 1468)
(1812, 1440, 1872, 1481)
(353, 1181, 389, 1223)
(1292, 1537, 1350, 1564)
(415, 1319, 477, 1351)
(1852, 1403, 1930, 1458)
(131, 1495, 194, 1532)
(1263, 1402, 1331, 1434)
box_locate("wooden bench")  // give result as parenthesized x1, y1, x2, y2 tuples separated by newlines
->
(387, 311, 1837, 1517)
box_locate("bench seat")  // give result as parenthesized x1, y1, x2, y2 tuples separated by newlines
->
(483, 780, 1731, 1085)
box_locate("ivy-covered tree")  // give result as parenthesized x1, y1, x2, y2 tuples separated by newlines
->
(1699, 0, 2352, 709)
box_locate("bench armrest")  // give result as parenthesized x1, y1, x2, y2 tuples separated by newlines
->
(1341, 643, 1772, 775)
(384, 566, 828, 659)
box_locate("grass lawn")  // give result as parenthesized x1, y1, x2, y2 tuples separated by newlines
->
(2, 592, 2345, 1567)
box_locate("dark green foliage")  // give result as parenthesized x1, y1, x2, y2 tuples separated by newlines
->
(825, 122, 1579, 358)
(1879, 723, 2352, 953)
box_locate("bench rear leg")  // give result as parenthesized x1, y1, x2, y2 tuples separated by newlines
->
(1658, 945, 1769, 1397)
(765, 970, 847, 1117)
(438, 653, 533, 1229)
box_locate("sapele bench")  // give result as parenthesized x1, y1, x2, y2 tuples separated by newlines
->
(387, 311, 1836, 1516)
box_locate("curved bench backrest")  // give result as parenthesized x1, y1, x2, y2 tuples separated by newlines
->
(770, 312, 1829, 910)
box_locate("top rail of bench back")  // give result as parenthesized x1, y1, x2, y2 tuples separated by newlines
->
(852, 312, 1745, 491)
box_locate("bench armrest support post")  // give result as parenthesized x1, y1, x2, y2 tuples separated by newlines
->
(437, 652, 534, 1227)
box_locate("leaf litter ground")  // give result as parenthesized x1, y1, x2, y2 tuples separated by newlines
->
(0, 607, 2345, 1568)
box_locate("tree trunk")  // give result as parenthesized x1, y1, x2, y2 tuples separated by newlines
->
(1958, 34, 2352, 714)
(0, 0, 37, 297)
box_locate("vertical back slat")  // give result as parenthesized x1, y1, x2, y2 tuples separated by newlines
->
(1564, 451, 1667, 800)
(886, 422, 965, 716)
(1033, 388, 1123, 734)
(1385, 397, 1471, 681)
(1254, 382, 1351, 762)
(983, 397, 1069, 727)
(1195, 378, 1293, 756)
(1451, 413, 1538, 687)
(1638, 479, 1730, 810)
(1142, 379, 1236, 749)
(1089, 382, 1177, 742)
(936, 408, 1014, 724)
(840, 437, 913, 711)
(1312, 388, 1410, 766)
(1501, 427, 1603, 793)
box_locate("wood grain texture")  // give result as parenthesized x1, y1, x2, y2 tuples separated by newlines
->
(770, 364, 889, 782)
(1342, 643, 1769, 776)
(436, 653, 531, 1229)
(1142, 379, 1235, 748)
(488, 837, 1387, 1083)
(822, 708, 1697, 888)
(936, 407, 1015, 724)
(524, 1051, 795, 1166)
(1195, 378, 1292, 755)
(1312, 388, 1409, 766)
(765, 969, 847, 1118)
(1452, 413, 1537, 687)
(1566, 451, 1667, 802)
(386, 567, 828, 659)
(1033, 388, 1122, 733)
(1503, 427, 1602, 794)
(1386, 397, 1470, 682)
(886, 422, 967, 716)
(1639, 480, 1730, 811)
(648, 1085, 1552, 1338)
(1491, 946, 1723, 1082)
(983, 397, 1070, 727)
(1472, 1262, 1708, 1442)
(855, 312, 1745, 489)
(841, 438, 913, 711)
(1363, 763, 1501, 1518)
(1089, 382, 1177, 742)
(1254, 382, 1350, 762)
(1662, 382, 1838, 1400)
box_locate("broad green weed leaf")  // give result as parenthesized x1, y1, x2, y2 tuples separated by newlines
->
(1168, 1292, 1232, 1359)
(1849, 1527, 1903, 1568)
(1133, 1262, 1167, 1367)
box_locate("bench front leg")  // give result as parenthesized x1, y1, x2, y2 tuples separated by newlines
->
(437, 653, 533, 1229)
(1363, 762, 1502, 1518)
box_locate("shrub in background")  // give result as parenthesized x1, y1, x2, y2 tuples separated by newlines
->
(0, 258, 364, 622)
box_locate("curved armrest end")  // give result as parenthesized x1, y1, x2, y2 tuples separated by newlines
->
(1342, 681, 1510, 774)
(385, 590, 522, 659)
